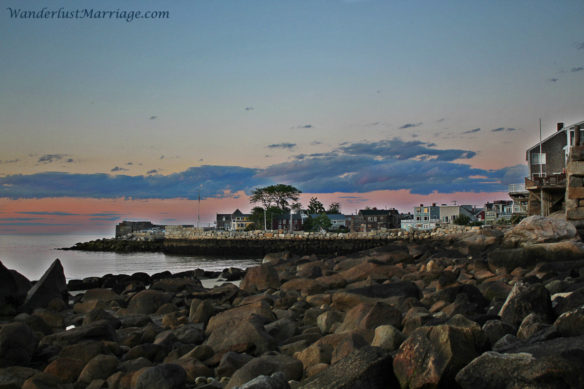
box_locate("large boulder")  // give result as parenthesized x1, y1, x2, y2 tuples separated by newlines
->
(133, 363, 187, 389)
(126, 290, 173, 315)
(39, 320, 117, 347)
(504, 215, 578, 246)
(0, 322, 37, 367)
(0, 261, 31, 313)
(456, 338, 584, 389)
(240, 264, 280, 293)
(498, 282, 554, 328)
(77, 354, 119, 385)
(205, 315, 276, 356)
(393, 322, 486, 389)
(22, 259, 67, 312)
(225, 353, 302, 389)
(335, 302, 402, 333)
(0, 366, 39, 388)
(299, 346, 397, 389)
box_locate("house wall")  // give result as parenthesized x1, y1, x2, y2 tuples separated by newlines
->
(528, 132, 566, 178)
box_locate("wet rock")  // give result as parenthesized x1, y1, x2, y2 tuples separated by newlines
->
(174, 358, 214, 383)
(40, 320, 117, 347)
(344, 280, 422, 300)
(516, 313, 551, 340)
(151, 278, 203, 294)
(498, 282, 554, 327)
(57, 340, 111, 365)
(205, 315, 276, 356)
(553, 286, 584, 315)
(240, 264, 280, 293)
(43, 357, 85, 383)
(456, 348, 584, 389)
(280, 278, 324, 296)
(293, 332, 368, 372)
(393, 323, 486, 389)
(370, 325, 405, 351)
(0, 322, 37, 367)
(316, 310, 343, 334)
(300, 346, 396, 389)
(126, 290, 173, 315)
(265, 318, 297, 344)
(189, 299, 215, 325)
(226, 353, 302, 389)
(83, 308, 122, 329)
(123, 343, 168, 363)
(132, 363, 187, 389)
(237, 371, 290, 389)
(77, 354, 119, 385)
(554, 307, 584, 337)
(0, 261, 31, 313)
(482, 320, 515, 346)
(22, 372, 68, 389)
(335, 302, 402, 334)
(119, 357, 153, 372)
(0, 366, 39, 389)
(216, 352, 254, 378)
(262, 252, 292, 266)
(23, 259, 68, 312)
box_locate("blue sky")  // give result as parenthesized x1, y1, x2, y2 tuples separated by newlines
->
(0, 0, 583, 231)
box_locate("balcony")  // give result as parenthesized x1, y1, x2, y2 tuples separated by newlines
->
(525, 173, 566, 190)
(508, 183, 528, 194)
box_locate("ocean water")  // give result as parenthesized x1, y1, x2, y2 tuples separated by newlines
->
(0, 234, 261, 281)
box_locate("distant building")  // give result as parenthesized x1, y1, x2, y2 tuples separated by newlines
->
(438, 204, 475, 224)
(358, 209, 400, 231)
(483, 200, 513, 224)
(216, 209, 253, 231)
(272, 213, 304, 231)
(115, 221, 159, 238)
(307, 213, 347, 230)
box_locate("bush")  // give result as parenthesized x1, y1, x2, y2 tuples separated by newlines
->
(510, 214, 526, 225)
(453, 215, 471, 225)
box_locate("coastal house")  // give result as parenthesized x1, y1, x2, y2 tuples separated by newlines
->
(115, 221, 159, 238)
(357, 209, 400, 231)
(307, 213, 347, 230)
(216, 209, 253, 231)
(438, 204, 476, 224)
(483, 200, 513, 224)
(272, 213, 305, 231)
(523, 121, 584, 216)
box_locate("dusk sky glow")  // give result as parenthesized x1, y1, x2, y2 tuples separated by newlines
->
(1, 0, 583, 233)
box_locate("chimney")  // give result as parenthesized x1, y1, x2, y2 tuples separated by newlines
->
(432, 203, 436, 207)
(420, 204, 423, 207)
(557, 122, 564, 132)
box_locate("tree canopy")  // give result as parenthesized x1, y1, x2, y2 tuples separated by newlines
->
(327, 202, 341, 214)
(307, 197, 325, 214)
(249, 184, 301, 229)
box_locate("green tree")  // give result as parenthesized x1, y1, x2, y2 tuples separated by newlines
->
(453, 214, 471, 225)
(307, 197, 325, 214)
(250, 184, 302, 229)
(313, 213, 332, 232)
(327, 202, 341, 214)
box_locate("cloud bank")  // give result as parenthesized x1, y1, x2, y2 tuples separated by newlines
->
(0, 138, 527, 198)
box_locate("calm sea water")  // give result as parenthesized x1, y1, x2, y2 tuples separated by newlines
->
(0, 234, 261, 281)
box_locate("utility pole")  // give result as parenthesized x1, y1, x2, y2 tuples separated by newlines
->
(197, 188, 201, 230)
(540, 119, 544, 217)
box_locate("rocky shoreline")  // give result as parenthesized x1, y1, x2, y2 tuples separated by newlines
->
(2, 216, 584, 388)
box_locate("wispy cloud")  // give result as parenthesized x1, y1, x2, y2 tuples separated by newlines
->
(571, 66, 584, 73)
(111, 166, 128, 172)
(146, 169, 158, 175)
(463, 128, 481, 134)
(492, 127, 517, 133)
(295, 124, 313, 129)
(0, 159, 19, 164)
(267, 143, 296, 149)
(548, 78, 559, 82)
(38, 154, 68, 164)
(244, 106, 254, 111)
(399, 122, 423, 129)
(310, 141, 322, 146)
(149, 116, 157, 120)
(577, 42, 584, 50)
(17, 211, 78, 216)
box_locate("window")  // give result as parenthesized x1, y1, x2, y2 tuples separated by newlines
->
(532, 153, 546, 165)
(424, 207, 428, 213)
(424, 216, 428, 221)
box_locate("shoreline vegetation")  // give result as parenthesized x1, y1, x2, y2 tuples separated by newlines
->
(1, 216, 584, 388)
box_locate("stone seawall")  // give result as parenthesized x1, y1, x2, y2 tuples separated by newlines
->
(69, 225, 502, 256)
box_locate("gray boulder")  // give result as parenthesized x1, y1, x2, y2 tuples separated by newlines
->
(133, 363, 187, 389)
(0, 261, 31, 313)
(226, 353, 302, 389)
(237, 372, 290, 389)
(300, 346, 396, 389)
(498, 282, 554, 328)
(22, 259, 67, 312)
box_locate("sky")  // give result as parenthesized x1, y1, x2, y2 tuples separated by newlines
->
(1, 0, 583, 234)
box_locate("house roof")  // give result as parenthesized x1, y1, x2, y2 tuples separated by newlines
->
(309, 214, 346, 220)
(526, 120, 584, 154)
(358, 209, 398, 216)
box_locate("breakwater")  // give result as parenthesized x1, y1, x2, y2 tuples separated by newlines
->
(67, 225, 495, 256)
